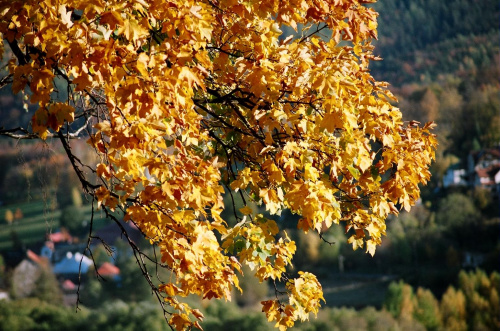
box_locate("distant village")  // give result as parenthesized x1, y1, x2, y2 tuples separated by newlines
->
(1, 221, 143, 305)
(443, 148, 500, 192)
(1, 147, 499, 305)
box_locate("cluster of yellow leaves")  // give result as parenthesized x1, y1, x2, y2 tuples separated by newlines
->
(262, 272, 324, 330)
(31, 103, 75, 139)
(1, 0, 437, 329)
(222, 216, 296, 281)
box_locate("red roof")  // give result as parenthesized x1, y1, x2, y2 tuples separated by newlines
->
(49, 231, 72, 243)
(49, 232, 65, 242)
(27, 249, 46, 266)
(476, 165, 500, 186)
(62, 279, 76, 290)
(97, 262, 120, 277)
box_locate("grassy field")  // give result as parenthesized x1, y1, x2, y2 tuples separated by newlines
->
(0, 201, 105, 251)
(322, 276, 394, 309)
(0, 200, 50, 220)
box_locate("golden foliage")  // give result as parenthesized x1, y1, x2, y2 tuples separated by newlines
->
(0, 0, 436, 329)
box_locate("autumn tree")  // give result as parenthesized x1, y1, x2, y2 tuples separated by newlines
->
(0, 0, 436, 329)
(4, 209, 13, 225)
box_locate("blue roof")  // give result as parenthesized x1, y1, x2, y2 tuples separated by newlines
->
(53, 252, 92, 274)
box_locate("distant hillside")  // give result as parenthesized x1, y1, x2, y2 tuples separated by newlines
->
(371, 0, 499, 85)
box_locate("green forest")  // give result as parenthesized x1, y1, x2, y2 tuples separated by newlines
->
(0, 0, 499, 330)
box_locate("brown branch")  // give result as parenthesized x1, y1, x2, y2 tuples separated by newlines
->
(299, 24, 329, 43)
(6, 39, 28, 65)
(100, 206, 174, 323)
(0, 74, 13, 89)
(57, 130, 100, 194)
(76, 198, 105, 311)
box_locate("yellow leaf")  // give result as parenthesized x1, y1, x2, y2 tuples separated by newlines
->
(366, 239, 377, 257)
(136, 53, 149, 76)
(239, 206, 253, 215)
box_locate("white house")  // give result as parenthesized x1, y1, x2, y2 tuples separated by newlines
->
(443, 167, 467, 188)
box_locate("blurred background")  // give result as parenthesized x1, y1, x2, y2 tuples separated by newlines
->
(0, 0, 498, 330)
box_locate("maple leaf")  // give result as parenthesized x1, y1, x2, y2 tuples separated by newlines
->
(239, 206, 253, 215)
